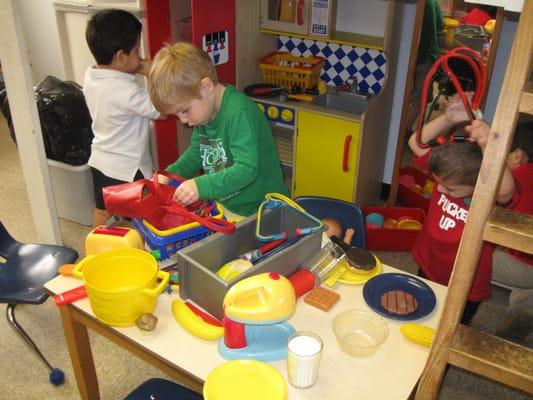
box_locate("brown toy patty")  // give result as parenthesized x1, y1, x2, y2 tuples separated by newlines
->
(380, 290, 419, 315)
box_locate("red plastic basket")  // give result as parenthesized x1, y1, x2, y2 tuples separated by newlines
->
(397, 166, 434, 212)
(363, 206, 425, 251)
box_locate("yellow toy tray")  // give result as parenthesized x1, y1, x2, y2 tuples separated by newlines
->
(203, 360, 286, 400)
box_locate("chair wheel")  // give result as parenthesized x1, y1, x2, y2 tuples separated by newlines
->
(49, 368, 65, 386)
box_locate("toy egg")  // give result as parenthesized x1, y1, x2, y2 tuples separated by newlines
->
(397, 219, 422, 230)
(383, 218, 399, 229)
(365, 212, 384, 228)
(422, 179, 434, 194)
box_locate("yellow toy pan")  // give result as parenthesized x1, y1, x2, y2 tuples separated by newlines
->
(338, 256, 383, 285)
(203, 360, 286, 400)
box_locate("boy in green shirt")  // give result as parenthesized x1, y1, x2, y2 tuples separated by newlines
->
(149, 42, 288, 218)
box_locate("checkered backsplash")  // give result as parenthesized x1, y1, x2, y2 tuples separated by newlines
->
(277, 35, 387, 94)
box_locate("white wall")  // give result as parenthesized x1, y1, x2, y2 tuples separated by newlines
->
(482, 11, 519, 122)
(335, 0, 388, 37)
(382, 1, 416, 184)
(18, 0, 64, 84)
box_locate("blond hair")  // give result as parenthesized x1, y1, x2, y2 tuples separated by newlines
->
(149, 42, 218, 114)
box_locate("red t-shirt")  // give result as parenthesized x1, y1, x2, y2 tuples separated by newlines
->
(411, 152, 493, 301)
(506, 163, 533, 266)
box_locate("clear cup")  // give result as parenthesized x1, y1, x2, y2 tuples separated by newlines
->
(305, 241, 346, 284)
(287, 331, 323, 388)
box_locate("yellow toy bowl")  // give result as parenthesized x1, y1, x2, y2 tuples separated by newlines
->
(397, 219, 423, 231)
(72, 249, 169, 327)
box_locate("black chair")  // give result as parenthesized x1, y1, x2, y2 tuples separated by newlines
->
(124, 378, 203, 400)
(0, 222, 78, 385)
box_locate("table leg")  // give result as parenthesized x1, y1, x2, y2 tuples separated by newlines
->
(58, 305, 100, 400)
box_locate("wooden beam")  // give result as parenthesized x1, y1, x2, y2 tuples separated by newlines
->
(0, 0, 62, 244)
(449, 325, 533, 394)
(484, 207, 533, 254)
(520, 84, 533, 114)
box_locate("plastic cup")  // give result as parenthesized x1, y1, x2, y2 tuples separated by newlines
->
(287, 331, 323, 388)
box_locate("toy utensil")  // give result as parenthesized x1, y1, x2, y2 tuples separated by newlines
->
(239, 236, 288, 263)
(324, 238, 377, 287)
(251, 236, 303, 264)
(255, 193, 323, 242)
(53, 285, 87, 306)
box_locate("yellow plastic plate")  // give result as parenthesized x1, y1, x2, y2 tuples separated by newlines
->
(203, 360, 286, 400)
(338, 256, 383, 285)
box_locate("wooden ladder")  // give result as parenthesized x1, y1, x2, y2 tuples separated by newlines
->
(415, 1, 533, 398)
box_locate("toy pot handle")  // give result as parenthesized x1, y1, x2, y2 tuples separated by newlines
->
(71, 255, 95, 280)
(142, 270, 170, 297)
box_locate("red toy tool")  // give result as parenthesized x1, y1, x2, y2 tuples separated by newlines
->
(239, 236, 288, 263)
(54, 286, 87, 306)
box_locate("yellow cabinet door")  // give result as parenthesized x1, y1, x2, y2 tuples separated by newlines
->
(294, 111, 360, 201)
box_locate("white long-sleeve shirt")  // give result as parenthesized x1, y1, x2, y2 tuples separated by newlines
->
(83, 67, 160, 182)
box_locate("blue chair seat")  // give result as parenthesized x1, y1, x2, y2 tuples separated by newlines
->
(294, 196, 366, 248)
(124, 378, 203, 400)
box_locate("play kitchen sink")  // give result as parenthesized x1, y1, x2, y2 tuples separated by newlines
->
(311, 91, 371, 115)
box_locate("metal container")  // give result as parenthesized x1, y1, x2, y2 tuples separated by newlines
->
(177, 206, 323, 320)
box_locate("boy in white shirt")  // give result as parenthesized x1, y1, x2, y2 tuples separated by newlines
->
(84, 9, 162, 227)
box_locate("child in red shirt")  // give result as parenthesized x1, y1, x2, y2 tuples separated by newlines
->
(408, 93, 516, 324)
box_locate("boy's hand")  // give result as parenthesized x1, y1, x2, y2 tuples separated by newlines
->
(172, 179, 199, 206)
(136, 58, 152, 76)
(443, 92, 474, 124)
(465, 119, 490, 149)
(157, 174, 170, 185)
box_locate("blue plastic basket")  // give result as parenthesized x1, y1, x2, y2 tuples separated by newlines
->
(132, 202, 223, 260)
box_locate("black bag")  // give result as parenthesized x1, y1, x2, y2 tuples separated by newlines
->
(0, 80, 16, 144)
(35, 76, 93, 166)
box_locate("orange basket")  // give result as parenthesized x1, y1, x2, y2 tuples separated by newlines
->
(259, 51, 325, 90)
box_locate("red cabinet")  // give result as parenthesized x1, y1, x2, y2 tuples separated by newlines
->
(143, 0, 235, 169)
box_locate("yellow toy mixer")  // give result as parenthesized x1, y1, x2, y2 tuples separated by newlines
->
(218, 272, 296, 361)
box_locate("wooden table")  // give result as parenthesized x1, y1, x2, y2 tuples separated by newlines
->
(45, 264, 446, 400)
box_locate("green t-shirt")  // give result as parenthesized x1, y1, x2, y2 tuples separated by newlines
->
(417, 0, 444, 65)
(166, 84, 288, 216)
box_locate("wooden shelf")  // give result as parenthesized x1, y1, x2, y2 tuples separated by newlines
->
(483, 207, 533, 255)
(449, 325, 533, 394)
(259, 28, 384, 50)
(519, 84, 533, 114)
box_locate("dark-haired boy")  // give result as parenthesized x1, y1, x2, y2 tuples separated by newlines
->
(407, 93, 516, 324)
(84, 9, 162, 227)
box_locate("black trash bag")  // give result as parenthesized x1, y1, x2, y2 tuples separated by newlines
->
(0, 80, 17, 144)
(35, 76, 93, 166)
